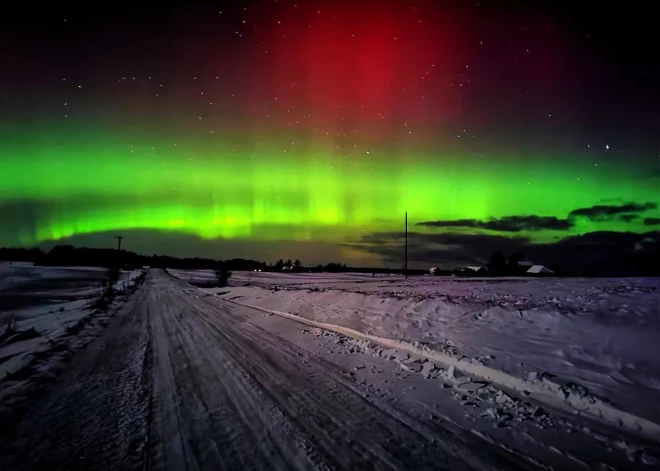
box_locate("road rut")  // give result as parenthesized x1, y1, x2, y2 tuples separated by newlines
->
(0, 270, 527, 470)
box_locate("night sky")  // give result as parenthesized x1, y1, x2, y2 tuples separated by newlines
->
(1, 2, 658, 271)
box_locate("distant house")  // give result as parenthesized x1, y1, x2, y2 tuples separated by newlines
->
(506, 260, 535, 275)
(430, 267, 451, 276)
(452, 266, 488, 276)
(281, 265, 292, 272)
(527, 265, 554, 275)
(466, 266, 488, 274)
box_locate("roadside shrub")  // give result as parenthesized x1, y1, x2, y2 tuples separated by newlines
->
(92, 285, 116, 311)
(215, 264, 232, 287)
(107, 266, 121, 285)
(0, 315, 17, 342)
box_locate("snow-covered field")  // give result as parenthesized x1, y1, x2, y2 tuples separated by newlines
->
(3, 268, 659, 469)
(0, 262, 143, 382)
(221, 271, 660, 435)
(166, 268, 217, 286)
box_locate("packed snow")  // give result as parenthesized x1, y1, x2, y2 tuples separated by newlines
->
(2, 267, 658, 469)
(165, 268, 217, 286)
(0, 263, 144, 381)
(218, 271, 660, 433)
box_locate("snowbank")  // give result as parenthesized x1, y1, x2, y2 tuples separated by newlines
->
(167, 268, 217, 286)
(214, 276, 660, 439)
(0, 267, 145, 380)
(237, 300, 660, 442)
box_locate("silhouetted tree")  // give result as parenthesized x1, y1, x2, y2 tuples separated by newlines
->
(322, 262, 345, 272)
(215, 262, 231, 287)
(285, 259, 292, 268)
(548, 264, 563, 276)
(107, 266, 121, 285)
(487, 252, 506, 274)
(274, 259, 284, 271)
(293, 259, 301, 268)
(506, 252, 525, 273)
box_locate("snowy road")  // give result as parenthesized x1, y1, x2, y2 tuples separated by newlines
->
(0, 269, 529, 471)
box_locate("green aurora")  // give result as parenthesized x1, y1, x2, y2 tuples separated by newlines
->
(1, 3, 658, 268)
(1, 134, 657, 248)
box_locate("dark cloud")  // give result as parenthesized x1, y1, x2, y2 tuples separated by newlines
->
(619, 214, 639, 222)
(416, 219, 477, 229)
(343, 231, 529, 267)
(568, 202, 657, 221)
(417, 215, 573, 232)
(599, 197, 625, 204)
(645, 217, 660, 226)
(347, 229, 660, 275)
(533, 230, 660, 275)
(349, 231, 528, 247)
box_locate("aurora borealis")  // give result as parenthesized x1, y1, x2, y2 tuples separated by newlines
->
(1, 2, 658, 270)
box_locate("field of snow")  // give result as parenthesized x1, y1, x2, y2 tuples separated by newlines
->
(0, 262, 143, 381)
(166, 268, 217, 286)
(221, 271, 660, 435)
(2, 268, 658, 469)
(0, 262, 140, 311)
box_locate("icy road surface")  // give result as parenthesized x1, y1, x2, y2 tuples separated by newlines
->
(0, 269, 531, 471)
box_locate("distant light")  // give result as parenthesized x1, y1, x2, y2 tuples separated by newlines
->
(605, 144, 610, 150)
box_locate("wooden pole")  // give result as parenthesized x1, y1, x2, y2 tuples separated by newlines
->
(405, 212, 408, 279)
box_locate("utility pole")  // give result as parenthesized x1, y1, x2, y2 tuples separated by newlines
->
(405, 212, 408, 279)
(114, 236, 123, 252)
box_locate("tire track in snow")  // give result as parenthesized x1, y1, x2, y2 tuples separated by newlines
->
(0, 270, 529, 471)
(153, 272, 522, 471)
(0, 284, 153, 471)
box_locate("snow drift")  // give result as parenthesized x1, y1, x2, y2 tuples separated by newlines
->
(214, 275, 660, 440)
